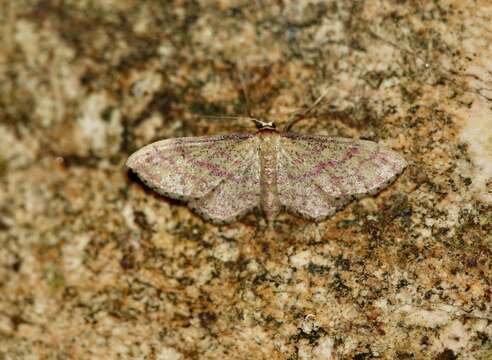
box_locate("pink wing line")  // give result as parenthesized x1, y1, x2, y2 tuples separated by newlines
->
(277, 133, 407, 220)
(126, 133, 261, 222)
(189, 152, 261, 222)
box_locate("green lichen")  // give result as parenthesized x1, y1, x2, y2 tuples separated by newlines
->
(307, 262, 330, 276)
(44, 263, 65, 292)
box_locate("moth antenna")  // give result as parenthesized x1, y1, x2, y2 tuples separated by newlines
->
(283, 87, 331, 132)
(204, 114, 261, 129)
(203, 115, 275, 131)
(203, 114, 243, 121)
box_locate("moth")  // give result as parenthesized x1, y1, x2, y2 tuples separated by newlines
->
(126, 119, 407, 223)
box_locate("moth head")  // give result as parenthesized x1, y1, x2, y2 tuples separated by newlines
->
(251, 118, 276, 130)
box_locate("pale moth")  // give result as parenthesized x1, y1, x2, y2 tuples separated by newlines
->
(127, 108, 407, 223)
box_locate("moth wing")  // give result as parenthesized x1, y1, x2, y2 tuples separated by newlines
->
(126, 133, 259, 204)
(277, 134, 407, 220)
(188, 150, 261, 223)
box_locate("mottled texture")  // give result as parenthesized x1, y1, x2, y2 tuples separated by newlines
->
(128, 129, 406, 222)
(127, 133, 260, 222)
(1, 1, 492, 359)
(278, 133, 407, 220)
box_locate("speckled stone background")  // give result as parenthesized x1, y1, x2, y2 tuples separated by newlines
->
(1, 1, 491, 359)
